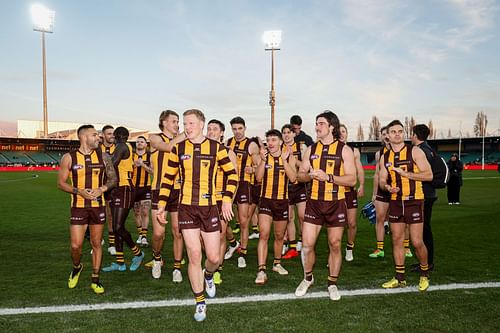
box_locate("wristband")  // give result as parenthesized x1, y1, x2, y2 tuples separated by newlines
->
(72, 187, 78, 195)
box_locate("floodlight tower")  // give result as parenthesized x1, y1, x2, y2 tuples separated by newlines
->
(31, 4, 55, 138)
(263, 30, 281, 129)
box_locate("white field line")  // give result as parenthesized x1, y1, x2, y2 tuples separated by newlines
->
(463, 176, 500, 180)
(1, 282, 499, 316)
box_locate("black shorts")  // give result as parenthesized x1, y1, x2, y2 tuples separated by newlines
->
(250, 183, 261, 205)
(110, 186, 133, 209)
(70, 207, 106, 225)
(288, 183, 307, 205)
(151, 188, 179, 212)
(304, 199, 347, 228)
(375, 188, 391, 203)
(345, 190, 358, 209)
(133, 186, 152, 203)
(259, 197, 289, 221)
(388, 200, 424, 224)
(178, 204, 220, 233)
(234, 181, 251, 205)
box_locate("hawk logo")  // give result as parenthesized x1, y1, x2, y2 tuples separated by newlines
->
(72, 164, 84, 170)
(180, 154, 191, 160)
(311, 154, 320, 160)
(93, 169, 100, 176)
(202, 161, 209, 168)
(327, 161, 334, 168)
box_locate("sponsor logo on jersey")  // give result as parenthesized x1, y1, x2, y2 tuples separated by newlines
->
(311, 154, 320, 160)
(180, 154, 191, 160)
(73, 164, 84, 170)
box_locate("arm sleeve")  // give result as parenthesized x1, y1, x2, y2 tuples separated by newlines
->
(217, 145, 238, 203)
(158, 146, 180, 207)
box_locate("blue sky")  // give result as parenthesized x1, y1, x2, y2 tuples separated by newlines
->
(1, 0, 499, 138)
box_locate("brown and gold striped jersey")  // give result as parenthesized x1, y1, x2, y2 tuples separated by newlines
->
(215, 145, 230, 202)
(260, 153, 289, 200)
(309, 140, 346, 201)
(159, 138, 238, 206)
(151, 133, 181, 191)
(132, 151, 152, 188)
(227, 137, 254, 183)
(70, 149, 105, 208)
(383, 144, 424, 201)
(98, 143, 115, 155)
(116, 143, 134, 187)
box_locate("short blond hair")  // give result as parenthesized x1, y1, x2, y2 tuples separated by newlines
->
(183, 109, 205, 122)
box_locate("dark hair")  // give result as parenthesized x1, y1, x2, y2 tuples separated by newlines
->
(380, 125, 388, 134)
(387, 120, 404, 130)
(412, 124, 430, 141)
(265, 129, 283, 141)
(281, 124, 293, 132)
(251, 136, 262, 148)
(290, 115, 302, 126)
(114, 126, 129, 142)
(77, 124, 94, 136)
(158, 110, 179, 130)
(184, 109, 205, 122)
(230, 116, 245, 127)
(137, 135, 147, 142)
(102, 125, 114, 133)
(316, 110, 340, 139)
(208, 119, 225, 132)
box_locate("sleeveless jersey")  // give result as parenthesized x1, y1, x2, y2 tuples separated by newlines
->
(309, 140, 345, 201)
(70, 149, 105, 208)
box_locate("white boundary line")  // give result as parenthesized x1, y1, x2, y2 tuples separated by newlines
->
(0, 174, 39, 183)
(1, 282, 499, 316)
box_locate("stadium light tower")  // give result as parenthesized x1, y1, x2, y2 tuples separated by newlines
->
(31, 4, 55, 138)
(263, 30, 281, 129)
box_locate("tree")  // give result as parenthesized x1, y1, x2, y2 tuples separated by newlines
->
(368, 116, 380, 141)
(356, 124, 364, 141)
(474, 111, 488, 136)
(404, 116, 416, 139)
(428, 120, 434, 139)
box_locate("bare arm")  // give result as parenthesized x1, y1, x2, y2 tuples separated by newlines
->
(392, 147, 433, 182)
(255, 149, 267, 183)
(228, 149, 239, 175)
(354, 148, 365, 197)
(150, 132, 186, 153)
(102, 153, 117, 191)
(282, 149, 297, 183)
(372, 151, 380, 200)
(57, 153, 94, 200)
(249, 141, 261, 172)
(297, 146, 313, 183)
(379, 155, 391, 191)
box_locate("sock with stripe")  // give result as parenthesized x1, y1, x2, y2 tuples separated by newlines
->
(131, 245, 141, 256)
(346, 241, 354, 250)
(305, 271, 313, 282)
(420, 263, 429, 277)
(395, 264, 405, 281)
(194, 291, 205, 305)
(327, 275, 338, 286)
(108, 232, 115, 247)
(377, 241, 384, 250)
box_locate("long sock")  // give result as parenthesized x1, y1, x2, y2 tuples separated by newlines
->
(194, 291, 205, 305)
(420, 263, 429, 277)
(72, 263, 82, 277)
(131, 245, 141, 256)
(141, 227, 148, 237)
(173, 259, 182, 271)
(346, 241, 354, 250)
(327, 275, 338, 286)
(116, 252, 125, 264)
(108, 232, 115, 247)
(377, 241, 384, 250)
(403, 239, 410, 249)
(305, 271, 313, 282)
(91, 273, 99, 284)
(136, 225, 142, 237)
(395, 264, 405, 281)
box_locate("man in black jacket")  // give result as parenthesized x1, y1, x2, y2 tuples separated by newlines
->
(411, 124, 436, 272)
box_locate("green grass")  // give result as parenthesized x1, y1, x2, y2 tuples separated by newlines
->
(0, 170, 499, 332)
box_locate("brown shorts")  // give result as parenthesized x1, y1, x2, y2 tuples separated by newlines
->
(375, 188, 391, 203)
(304, 199, 347, 228)
(345, 190, 358, 209)
(133, 186, 152, 203)
(234, 181, 251, 205)
(259, 197, 289, 221)
(288, 183, 307, 205)
(388, 200, 424, 224)
(70, 207, 106, 225)
(178, 204, 220, 233)
(250, 183, 261, 205)
(110, 186, 133, 209)
(151, 188, 179, 212)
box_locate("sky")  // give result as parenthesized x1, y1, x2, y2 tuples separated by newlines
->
(1, 0, 499, 139)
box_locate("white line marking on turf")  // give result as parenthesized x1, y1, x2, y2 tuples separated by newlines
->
(463, 176, 500, 180)
(0, 174, 39, 183)
(0, 282, 499, 316)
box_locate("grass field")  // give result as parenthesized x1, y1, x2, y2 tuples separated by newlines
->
(1, 170, 499, 332)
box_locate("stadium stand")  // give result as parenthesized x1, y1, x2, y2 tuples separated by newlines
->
(25, 152, 58, 164)
(0, 153, 10, 165)
(1, 151, 34, 164)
